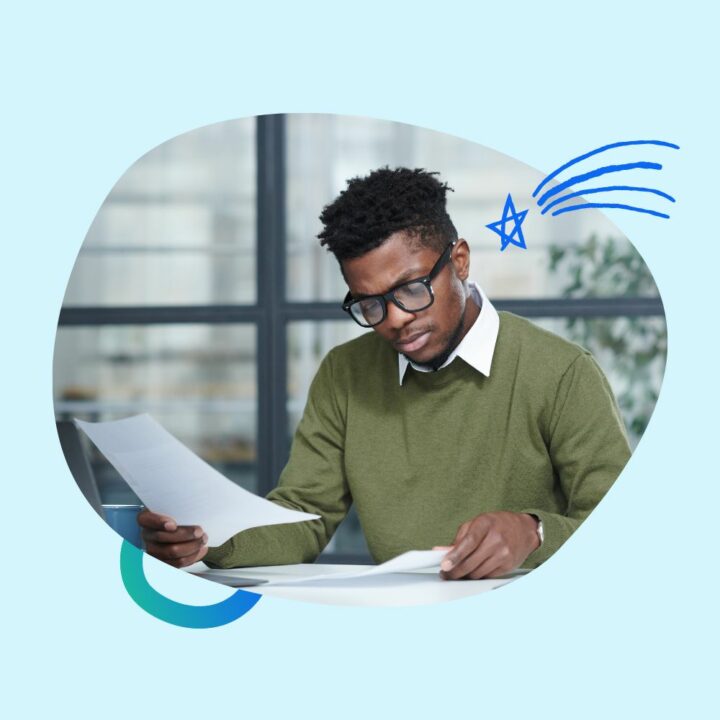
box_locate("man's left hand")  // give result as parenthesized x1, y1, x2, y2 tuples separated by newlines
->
(436, 511, 540, 580)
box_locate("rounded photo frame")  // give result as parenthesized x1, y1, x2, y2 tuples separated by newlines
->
(54, 114, 668, 609)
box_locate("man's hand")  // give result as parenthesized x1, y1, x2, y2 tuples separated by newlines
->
(436, 512, 540, 580)
(137, 510, 209, 568)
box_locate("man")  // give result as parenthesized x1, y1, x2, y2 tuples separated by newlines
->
(139, 167, 631, 579)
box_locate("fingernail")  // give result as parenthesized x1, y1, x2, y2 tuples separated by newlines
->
(440, 559, 454, 572)
(193, 527, 203, 538)
(202, 534, 208, 545)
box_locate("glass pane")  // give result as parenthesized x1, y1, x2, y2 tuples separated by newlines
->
(64, 119, 256, 306)
(54, 324, 258, 502)
(285, 114, 660, 302)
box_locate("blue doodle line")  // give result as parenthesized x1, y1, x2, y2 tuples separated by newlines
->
(550, 202, 671, 219)
(541, 185, 676, 215)
(535, 162, 662, 207)
(532, 139, 680, 199)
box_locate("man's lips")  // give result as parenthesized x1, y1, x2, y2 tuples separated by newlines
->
(394, 330, 432, 354)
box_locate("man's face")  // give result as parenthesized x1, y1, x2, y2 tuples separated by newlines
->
(341, 231, 471, 366)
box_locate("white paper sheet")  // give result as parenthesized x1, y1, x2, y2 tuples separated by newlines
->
(196, 549, 447, 586)
(75, 414, 320, 546)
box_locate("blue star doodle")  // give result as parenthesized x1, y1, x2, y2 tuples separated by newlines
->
(486, 194, 529, 251)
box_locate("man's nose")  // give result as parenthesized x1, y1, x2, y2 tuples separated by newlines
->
(383, 300, 416, 330)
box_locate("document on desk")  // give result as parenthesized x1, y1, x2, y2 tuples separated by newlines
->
(261, 549, 447, 585)
(75, 414, 320, 547)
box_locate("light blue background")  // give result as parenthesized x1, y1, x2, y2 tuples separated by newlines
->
(2, 2, 717, 717)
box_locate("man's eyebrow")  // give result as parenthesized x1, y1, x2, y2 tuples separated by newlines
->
(354, 267, 426, 298)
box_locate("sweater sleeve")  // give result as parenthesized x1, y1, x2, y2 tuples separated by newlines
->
(203, 350, 351, 569)
(520, 352, 632, 568)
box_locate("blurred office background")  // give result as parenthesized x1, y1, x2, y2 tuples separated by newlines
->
(54, 114, 667, 562)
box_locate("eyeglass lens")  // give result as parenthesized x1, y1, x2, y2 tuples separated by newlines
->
(352, 281, 432, 326)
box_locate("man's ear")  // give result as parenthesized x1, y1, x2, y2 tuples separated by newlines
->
(452, 239, 471, 281)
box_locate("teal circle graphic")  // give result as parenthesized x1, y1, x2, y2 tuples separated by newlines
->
(120, 541, 261, 628)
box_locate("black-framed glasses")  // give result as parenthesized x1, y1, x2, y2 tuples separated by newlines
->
(342, 240, 456, 328)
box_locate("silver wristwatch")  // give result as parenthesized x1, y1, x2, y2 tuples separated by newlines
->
(531, 514, 544, 547)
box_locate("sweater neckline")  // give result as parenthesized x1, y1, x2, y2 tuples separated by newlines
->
(402, 357, 478, 389)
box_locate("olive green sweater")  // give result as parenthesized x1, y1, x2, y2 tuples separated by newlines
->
(205, 312, 631, 570)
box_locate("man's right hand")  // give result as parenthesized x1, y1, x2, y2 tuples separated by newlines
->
(137, 510, 209, 568)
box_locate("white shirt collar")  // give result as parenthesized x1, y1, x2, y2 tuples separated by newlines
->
(398, 281, 499, 385)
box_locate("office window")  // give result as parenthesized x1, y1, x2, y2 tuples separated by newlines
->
(64, 120, 256, 307)
(54, 324, 258, 500)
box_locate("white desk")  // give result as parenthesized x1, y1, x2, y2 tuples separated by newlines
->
(187, 562, 522, 607)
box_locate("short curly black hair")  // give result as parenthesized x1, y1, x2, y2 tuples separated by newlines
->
(317, 167, 457, 262)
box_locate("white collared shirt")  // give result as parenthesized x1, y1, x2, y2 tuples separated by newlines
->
(398, 281, 500, 385)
